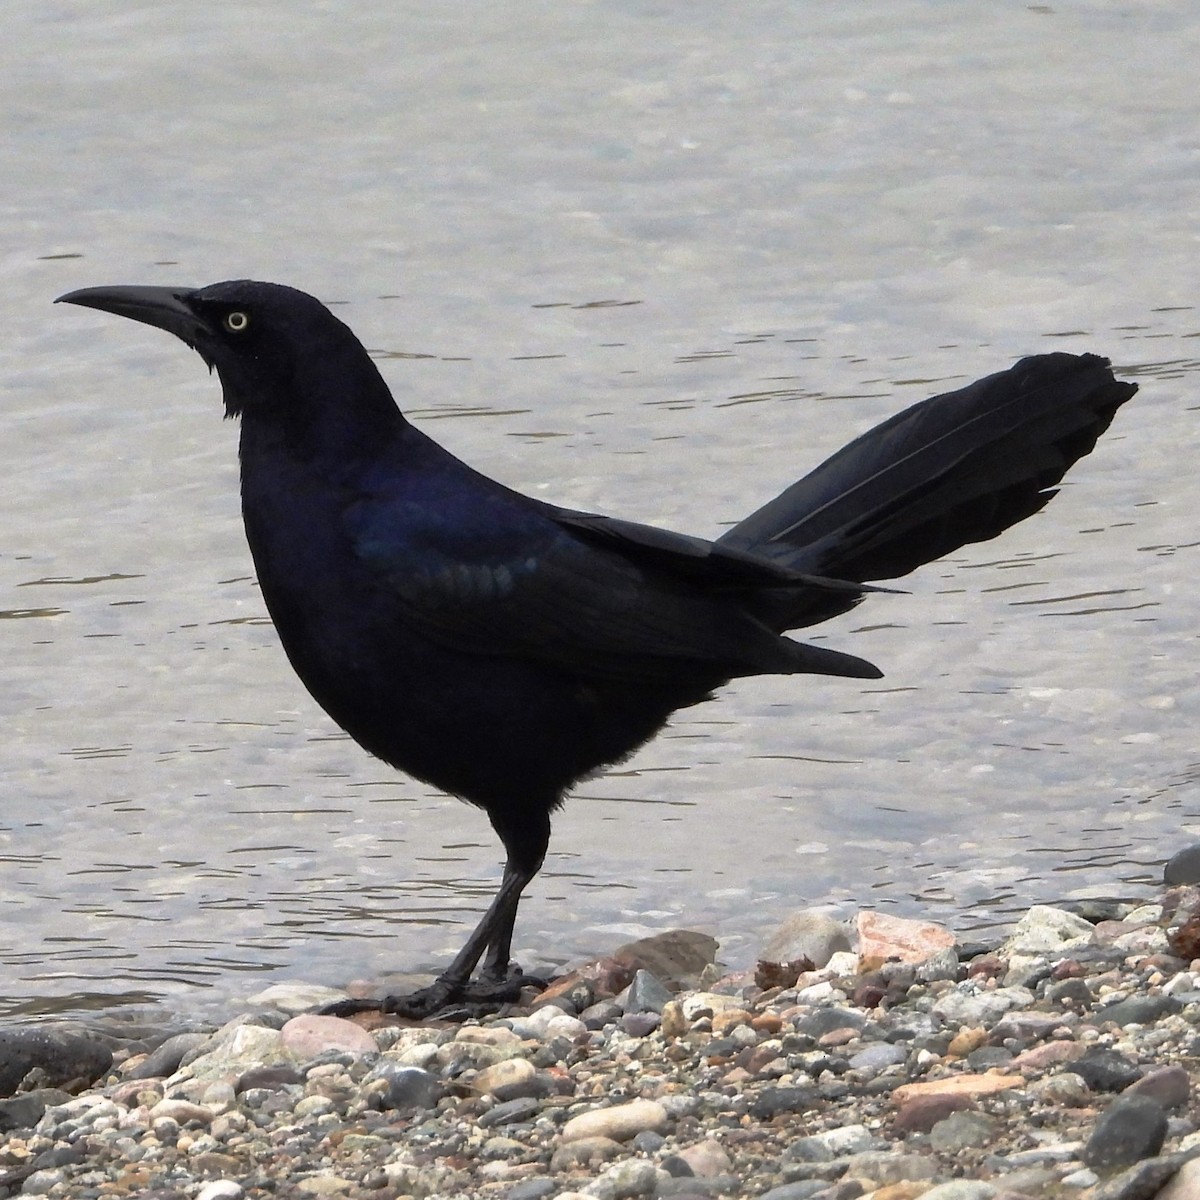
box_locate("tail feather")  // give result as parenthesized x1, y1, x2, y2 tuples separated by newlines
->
(718, 353, 1136, 583)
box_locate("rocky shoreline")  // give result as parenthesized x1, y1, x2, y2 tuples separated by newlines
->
(5, 890, 1200, 1200)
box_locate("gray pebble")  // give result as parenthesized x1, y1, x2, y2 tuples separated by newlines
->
(1074, 1047, 1142, 1093)
(364, 1063, 440, 1111)
(584, 1157, 658, 1199)
(1095, 994, 1182, 1028)
(477, 1096, 540, 1128)
(758, 1182, 833, 1200)
(630, 1129, 665, 1154)
(847, 1042, 907, 1073)
(505, 1180, 557, 1200)
(1082, 1094, 1168, 1169)
(619, 969, 673, 1015)
(929, 1111, 999, 1153)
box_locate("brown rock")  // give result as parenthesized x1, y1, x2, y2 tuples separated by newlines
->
(755, 959, 813, 989)
(818, 1027, 860, 1047)
(892, 1091, 976, 1133)
(751, 1012, 784, 1035)
(611, 929, 718, 987)
(857, 911, 956, 971)
(534, 960, 633, 1006)
(659, 1000, 687, 1039)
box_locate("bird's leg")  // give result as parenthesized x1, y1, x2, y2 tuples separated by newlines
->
(323, 810, 550, 1021)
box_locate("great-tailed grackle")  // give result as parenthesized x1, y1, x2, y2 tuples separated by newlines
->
(57, 280, 1136, 1017)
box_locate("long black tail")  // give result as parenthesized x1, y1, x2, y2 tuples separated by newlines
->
(719, 353, 1137, 585)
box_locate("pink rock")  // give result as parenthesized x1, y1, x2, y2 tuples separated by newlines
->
(279, 1014, 378, 1059)
(1126, 1065, 1191, 1110)
(677, 1139, 733, 1177)
(857, 910, 956, 969)
(1010, 1039, 1088, 1072)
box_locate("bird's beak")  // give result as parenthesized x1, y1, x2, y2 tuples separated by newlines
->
(56, 285, 211, 344)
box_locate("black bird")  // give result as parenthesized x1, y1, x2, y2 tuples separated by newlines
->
(57, 281, 1136, 1017)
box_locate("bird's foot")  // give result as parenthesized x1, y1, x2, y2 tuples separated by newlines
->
(319, 966, 547, 1022)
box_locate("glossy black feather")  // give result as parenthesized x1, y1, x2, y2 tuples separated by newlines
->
(56, 280, 1137, 1015)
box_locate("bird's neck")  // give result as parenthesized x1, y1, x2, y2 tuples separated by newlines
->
(239, 369, 409, 473)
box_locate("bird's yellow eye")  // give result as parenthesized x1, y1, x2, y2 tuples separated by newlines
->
(224, 311, 250, 333)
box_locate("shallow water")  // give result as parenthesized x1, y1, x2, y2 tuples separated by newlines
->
(2, 2, 1198, 1021)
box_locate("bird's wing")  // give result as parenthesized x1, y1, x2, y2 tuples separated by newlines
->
(344, 492, 878, 683)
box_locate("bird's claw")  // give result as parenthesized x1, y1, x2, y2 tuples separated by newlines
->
(318, 967, 548, 1022)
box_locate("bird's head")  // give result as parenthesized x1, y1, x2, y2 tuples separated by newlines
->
(56, 280, 399, 435)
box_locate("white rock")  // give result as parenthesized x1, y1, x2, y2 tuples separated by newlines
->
(1001, 905, 1094, 955)
(196, 1183, 244, 1200)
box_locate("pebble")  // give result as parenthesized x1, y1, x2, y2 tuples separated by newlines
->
(1082, 1093, 1169, 1169)
(278, 1013, 379, 1058)
(560, 1098, 668, 1143)
(12, 898, 1200, 1198)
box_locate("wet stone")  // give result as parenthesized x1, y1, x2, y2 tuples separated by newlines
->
(0, 1028, 113, 1097)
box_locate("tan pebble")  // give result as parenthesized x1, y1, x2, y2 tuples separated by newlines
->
(722, 1067, 752, 1085)
(454, 1025, 521, 1047)
(946, 1026, 988, 1057)
(148, 1098, 214, 1125)
(473, 1057, 537, 1098)
(549, 1135, 623, 1171)
(560, 1098, 668, 1143)
(296, 1177, 354, 1195)
(870, 1183, 933, 1200)
(1158, 1157, 1200, 1200)
(711, 1008, 752, 1035)
(660, 1000, 687, 1038)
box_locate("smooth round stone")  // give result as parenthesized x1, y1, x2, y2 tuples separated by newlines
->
(560, 1098, 668, 1143)
(279, 1014, 378, 1059)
